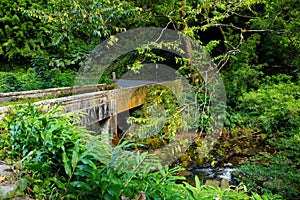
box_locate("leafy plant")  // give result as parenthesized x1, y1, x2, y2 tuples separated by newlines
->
(0, 104, 185, 199)
(0, 103, 283, 199)
(0, 66, 76, 93)
(237, 74, 300, 134)
(183, 176, 283, 200)
(235, 152, 300, 199)
(0, 0, 51, 61)
(232, 74, 300, 199)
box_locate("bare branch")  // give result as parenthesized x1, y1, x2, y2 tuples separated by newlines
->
(232, 12, 259, 19)
(213, 22, 287, 71)
(213, 23, 286, 34)
(154, 20, 176, 43)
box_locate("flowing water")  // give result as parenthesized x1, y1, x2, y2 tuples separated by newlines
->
(184, 166, 237, 187)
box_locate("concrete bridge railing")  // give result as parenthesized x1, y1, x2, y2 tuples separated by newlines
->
(0, 84, 110, 104)
(0, 80, 182, 140)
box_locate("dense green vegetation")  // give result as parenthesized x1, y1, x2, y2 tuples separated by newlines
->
(0, 70, 76, 92)
(0, 105, 282, 199)
(0, 0, 299, 199)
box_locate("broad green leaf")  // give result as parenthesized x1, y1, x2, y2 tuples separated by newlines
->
(70, 181, 91, 190)
(50, 177, 65, 190)
(62, 151, 71, 177)
(71, 140, 80, 170)
(80, 157, 97, 170)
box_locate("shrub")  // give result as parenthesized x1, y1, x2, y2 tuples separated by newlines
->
(0, 104, 276, 199)
(237, 74, 300, 134)
(0, 104, 187, 199)
(0, 67, 76, 93)
(0, 0, 52, 61)
(233, 74, 300, 199)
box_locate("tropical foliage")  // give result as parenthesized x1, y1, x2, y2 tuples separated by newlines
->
(0, 0, 299, 199)
(0, 104, 280, 199)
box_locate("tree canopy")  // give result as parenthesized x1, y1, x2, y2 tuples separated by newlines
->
(0, 0, 299, 199)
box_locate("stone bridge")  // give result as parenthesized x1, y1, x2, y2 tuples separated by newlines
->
(0, 80, 181, 141)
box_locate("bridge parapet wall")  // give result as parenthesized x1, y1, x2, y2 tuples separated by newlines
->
(0, 84, 109, 104)
(0, 80, 182, 136)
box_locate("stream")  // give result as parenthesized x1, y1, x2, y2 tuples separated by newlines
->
(182, 165, 238, 187)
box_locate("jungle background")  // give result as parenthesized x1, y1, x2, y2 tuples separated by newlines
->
(0, 0, 299, 199)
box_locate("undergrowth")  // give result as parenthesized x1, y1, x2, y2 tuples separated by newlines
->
(0, 104, 281, 199)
